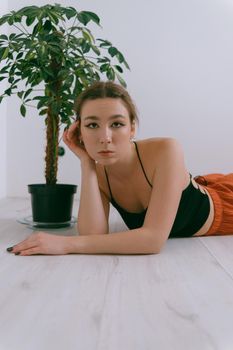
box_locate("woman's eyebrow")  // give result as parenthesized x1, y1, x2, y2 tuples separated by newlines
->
(84, 114, 126, 121)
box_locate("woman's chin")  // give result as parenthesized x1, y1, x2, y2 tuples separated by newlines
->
(95, 157, 118, 166)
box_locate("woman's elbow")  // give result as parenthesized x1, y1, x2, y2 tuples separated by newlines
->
(148, 244, 162, 255)
(148, 247, 159, 254)
(144, 228, 165, 254)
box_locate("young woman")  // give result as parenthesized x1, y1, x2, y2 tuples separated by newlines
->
(7, 81, 233, 256)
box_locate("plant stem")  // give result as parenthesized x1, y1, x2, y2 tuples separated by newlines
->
(45, 107, 59, 185)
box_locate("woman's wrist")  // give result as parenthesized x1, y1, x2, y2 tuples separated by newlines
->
(66, 235, 85, 254)
(80, 157, 96, 170)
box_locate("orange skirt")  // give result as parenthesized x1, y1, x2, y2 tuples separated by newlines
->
(194, 173, 233, 236)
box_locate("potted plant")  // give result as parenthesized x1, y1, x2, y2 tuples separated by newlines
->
(0, 4, 129, 226)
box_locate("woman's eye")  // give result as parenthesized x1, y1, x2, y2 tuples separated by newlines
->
(111, 122, 125, 128)
(85, 123, 98, 129)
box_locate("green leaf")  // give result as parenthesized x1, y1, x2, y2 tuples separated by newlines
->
(8, 16, 15, 26)
(0, 47, 9, 61)
(4, 88, 12, 96)
(90, 44, 100, 56)
(81, 11, 100, 25)
(20, 104, 26, 117)
(8, 52, 13, 60)
(8, 76, 14, 84)
(12, 78, 21, 85)
(32, 22, 41, 36)
(77, 11, 100, 26)
(16, 52, 24, 60)
(47, 44, 61, 55)
(13, 14, 23, 24)
(116, 52, 130, 70)
(78, 74, 90, 87)
(116, 51, 124, 63)
(9, 33, 16, 40)
(115, 72, 127, 87)
(97, 57, 110, 63)
(114, 65, 123, 73)
(43, 19, 53, 32)
(0, 14, 11, 26)
(81, 41, 90, 54)
(0, 34, 8, 40)
(17, 91, 24, 98)
(48, 12, 59, 25)
(57, 69, 68, 80)
(26, 16, 36, 26)
(123, 60, 130, 70)
(64, 7, 77, 19)
(64, 75, 74, 86)
(24, 88, 33, 99)
(13, 33, 24, 40)
(106, 67, 115, 80)
(97, 39, 112, 47)
(0, 65, 10, 74)
(37, 99, 46, 110)
(77, 12, 90, 25)
(82, 28, 95, 43)
(17, 6, 39, 18)
(108, 47, 118, 57)
(39, 108, 48, 116)
(100, 63, 109, 73)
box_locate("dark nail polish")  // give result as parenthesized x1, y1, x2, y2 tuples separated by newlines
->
(6, 247, 13, 252)
(15, 252, 20, 255)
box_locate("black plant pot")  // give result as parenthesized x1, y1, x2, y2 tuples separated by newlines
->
(28, 184, 77, 227)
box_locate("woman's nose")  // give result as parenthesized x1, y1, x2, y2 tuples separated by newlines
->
(99, 128, 112, 144)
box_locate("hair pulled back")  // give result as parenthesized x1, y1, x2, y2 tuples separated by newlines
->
(74, 81, 139, 125)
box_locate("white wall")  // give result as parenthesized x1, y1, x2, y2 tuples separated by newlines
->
(0, 0, 8, 199)
(5, 0, 233, 196)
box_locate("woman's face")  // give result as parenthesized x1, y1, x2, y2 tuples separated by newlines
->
(79, 98, 135, 165)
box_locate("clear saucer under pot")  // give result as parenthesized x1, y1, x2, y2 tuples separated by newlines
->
(17, 216, 77, 229)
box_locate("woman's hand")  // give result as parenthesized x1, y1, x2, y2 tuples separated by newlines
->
(63, 120, 91, 162)
(6, 232, 71, 256)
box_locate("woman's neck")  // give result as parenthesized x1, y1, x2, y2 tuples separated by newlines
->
(105, 142, 137, 179)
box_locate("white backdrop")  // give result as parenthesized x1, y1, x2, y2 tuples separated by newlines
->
(1, 0, 233, 198)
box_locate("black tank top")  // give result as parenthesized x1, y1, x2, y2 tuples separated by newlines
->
(104, 141, 210, 237)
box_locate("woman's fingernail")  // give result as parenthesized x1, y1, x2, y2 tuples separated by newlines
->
(6, 247, 14, 252)
(15, 252, 20, 255)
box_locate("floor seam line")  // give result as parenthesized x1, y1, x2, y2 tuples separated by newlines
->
(199, 237, 233, 282)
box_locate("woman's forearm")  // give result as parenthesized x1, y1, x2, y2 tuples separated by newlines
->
(78, 160, 108, 235)
(67, 228, 160, 255)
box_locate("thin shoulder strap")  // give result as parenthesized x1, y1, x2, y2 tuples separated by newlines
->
(104, 167, 113, 199)
(133, 141, 153, 187)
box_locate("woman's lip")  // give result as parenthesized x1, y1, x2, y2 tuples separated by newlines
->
(98, 151, 115, 156)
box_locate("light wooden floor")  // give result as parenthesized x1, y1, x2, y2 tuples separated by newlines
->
(0, 198, 233, 350)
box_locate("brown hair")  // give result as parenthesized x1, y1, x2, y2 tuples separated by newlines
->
(74, 81, 139, 124)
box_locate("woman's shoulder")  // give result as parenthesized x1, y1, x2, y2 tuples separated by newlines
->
(136, 137, 186, 180)
(96, 137, 184, 194)
(135, 137, 181, 155)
